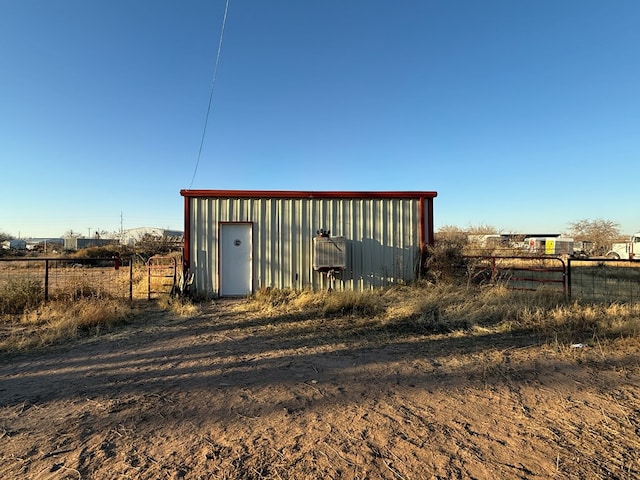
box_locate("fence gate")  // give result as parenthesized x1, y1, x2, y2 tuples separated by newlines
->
(465, 256, 567, 296)
(147, 255, 177, 300)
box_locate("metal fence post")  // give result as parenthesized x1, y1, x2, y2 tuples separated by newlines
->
(129, 257, 133, 301)
(44, 259, 50, 302)
(567, 258, 572, 300)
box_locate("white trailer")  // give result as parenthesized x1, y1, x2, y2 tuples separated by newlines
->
(526, 237, 574, 256)
(606, 233, 640, 259)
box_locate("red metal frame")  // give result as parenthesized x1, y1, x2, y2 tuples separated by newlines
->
(180, 189, 437, 199)
(183, 194, 191, 279)
(418, 196, 436, 275)
(147, 255, 177, 300)
(468, 255, 567, 296)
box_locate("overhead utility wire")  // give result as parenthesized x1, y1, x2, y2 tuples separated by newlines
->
(189, 0, 230, 189)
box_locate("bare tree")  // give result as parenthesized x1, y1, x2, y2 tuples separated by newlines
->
(568, 219, 622, 256)
(63, 230, 82, 238)
(436, 225, 466, 242)
(466, 224, 499, 235)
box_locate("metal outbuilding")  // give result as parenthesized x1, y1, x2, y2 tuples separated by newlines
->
(63, 237, 116, 251)
(118, 227, 184, 246)
(180, 190, 437, 296)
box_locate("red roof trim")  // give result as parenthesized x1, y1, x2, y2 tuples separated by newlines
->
(180, 189, 437, 199)
(182, 194, 191, 275)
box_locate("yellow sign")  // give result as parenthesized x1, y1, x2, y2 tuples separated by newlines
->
(545, 239, 555, 255)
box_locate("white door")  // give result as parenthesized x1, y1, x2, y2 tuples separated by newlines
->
(220, 223, 252, 296)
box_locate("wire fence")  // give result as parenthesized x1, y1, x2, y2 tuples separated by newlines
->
(462, 255, 640, 303)
(0, 257, 136, 302)
(2, 255, 639, 307)
(568, 258, 640, 303)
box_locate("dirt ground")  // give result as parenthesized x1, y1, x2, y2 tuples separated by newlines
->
(1, 300, 639, 479)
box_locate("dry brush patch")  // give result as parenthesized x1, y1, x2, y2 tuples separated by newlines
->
(0, 278, 43, 315)
(2, 281, 638, 354)
(0, 260, 200, 352)
(244, 284, 640, 346)
(0, 298, 135, 351)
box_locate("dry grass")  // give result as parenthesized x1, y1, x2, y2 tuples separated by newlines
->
(0, 278, 43, 314)
(244, 283, 640, 345)
(0, 295, 204, 352)
(0, 261, 204, 352)
(155, 295, 201, 317)
(0, 297, 134, 351)
(2, 280, 639, 354)
(249, 287, 385, 317)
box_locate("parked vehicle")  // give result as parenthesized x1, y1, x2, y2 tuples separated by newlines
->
(606, 233, 640, 259)
(571, 240, 595, 259)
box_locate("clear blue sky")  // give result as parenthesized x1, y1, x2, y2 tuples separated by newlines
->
(1, 1, 639, 238)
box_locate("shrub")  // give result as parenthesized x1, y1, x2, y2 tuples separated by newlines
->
(72, 244, 129, 258)
(424, 240, 466, 283)
(0, 279, 43, 315)
(2, 297, 134, 351)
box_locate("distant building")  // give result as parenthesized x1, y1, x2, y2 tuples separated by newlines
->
(118, 227, 183, 246)
(63, 237, 116, 251)
(1, 239, 27, 250)
(25, 238, 64, 252)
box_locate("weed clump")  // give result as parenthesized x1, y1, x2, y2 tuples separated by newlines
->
(0, 279, 43, 315)
(0, 297, 134, 352)
(244, 283, 640, 345)
(321, 290, 384, 317)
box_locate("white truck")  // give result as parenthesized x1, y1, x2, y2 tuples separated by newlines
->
(606, 233, 640, 259)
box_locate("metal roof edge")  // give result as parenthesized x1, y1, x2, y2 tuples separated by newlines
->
(180, 189, 438, 199)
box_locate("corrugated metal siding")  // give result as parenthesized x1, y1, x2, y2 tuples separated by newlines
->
(188, 196, 427, 295)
